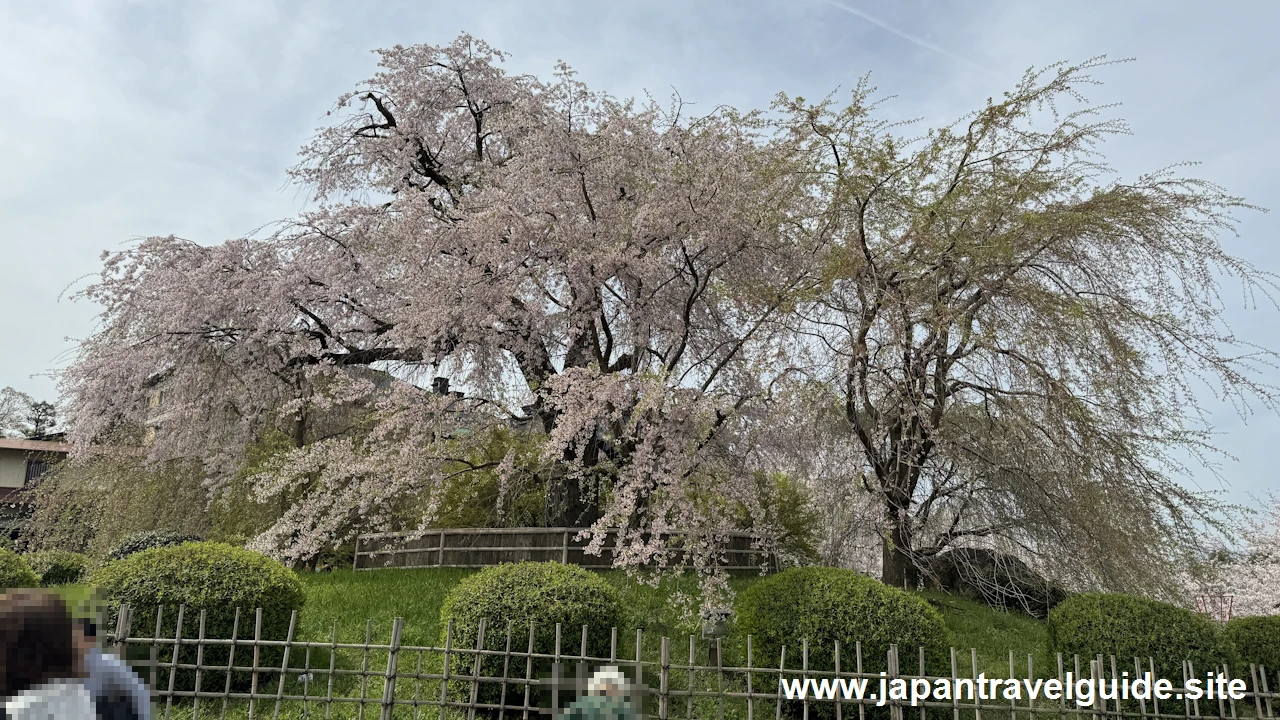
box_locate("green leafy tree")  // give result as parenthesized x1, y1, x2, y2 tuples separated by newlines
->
(784, 58, 1277, 591)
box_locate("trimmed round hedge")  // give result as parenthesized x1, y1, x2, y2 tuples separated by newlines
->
(1048, 593, 1234, 680)
(736, 567, 950, 673)
(1224, 615, 1280, 673)
(26, 550, 92, 586)
(440, 562, 624, 709)
(105, 530, 204, 562)
(91, 542, 304, 691)
(0, 547, 40, 588)
(441, 561, 624, 651)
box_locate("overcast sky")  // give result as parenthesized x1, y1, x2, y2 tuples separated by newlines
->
(1, 0, 1276, 505)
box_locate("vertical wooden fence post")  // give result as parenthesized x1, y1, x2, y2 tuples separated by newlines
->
(889, 645, 901, 720)
(801, 638, 809, 720)
(1257, 664, 1273, 718)
(775, 645, 786, 720)
(973, 649, 984, 720)
(301, 645, 313, 720)
(834, 641, 842, 720)
(920, 647, 927, 720)
(467, 618, 487, 720)
(273, 611, 299, 720)
(716, 637, 725, 720)
(635, 629, 644, 711)
(164, 605, 186, 720)
(497, 621, 513, 720)
(1248, 664, 1263, 720)
(221, 608, 241, 720)
(113, 603, 133, 658)
(688, 634, 696, 720)
(438, 619, 454, 720)
(950, 647, 959, 720)
(248, 608, 264, 720)
(325, 621, 338, 720)
(1008, 650, 1017, 720)
(381, 617, 405, 720)
(358, 620, 373, 720)
(150, 605, 164, 697)
(194, 610, 207, 720)
(855, 642, 864, 720)
(660, 636, 670, 720)
(521, 622, 534, 720)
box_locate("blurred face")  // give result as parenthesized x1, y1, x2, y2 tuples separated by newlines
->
(73, 621, 97, 654)
(592, 680, 623, 697)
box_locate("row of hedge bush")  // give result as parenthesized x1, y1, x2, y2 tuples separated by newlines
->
(0, 530, 205, 588)
(441, 564, 1280, 675)
(438, 564, 1278, 720)
(1049, 592, 1280, 678)
(6, 542, 1277, 704)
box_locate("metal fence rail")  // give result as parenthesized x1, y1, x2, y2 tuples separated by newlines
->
(353, 528, 780, 574)
(106, 604, 1279, 720)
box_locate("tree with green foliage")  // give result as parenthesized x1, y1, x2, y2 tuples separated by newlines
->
(0, 387, 57, 438)
(23, 452, 210, 556)
(782, 57, 1277, 592)
(58, 38, 1278, 608)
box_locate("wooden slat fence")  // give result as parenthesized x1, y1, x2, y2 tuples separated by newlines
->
(105, 603, 1279, 720)
(353, 528, 780, 574)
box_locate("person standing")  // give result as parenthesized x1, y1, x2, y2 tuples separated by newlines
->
(0, 591, 96, 720)
(73, 619, 150, 720)
(559, 667, 639, 720)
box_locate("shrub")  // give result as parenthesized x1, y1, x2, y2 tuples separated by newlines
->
(736, 568, 950, 672)
(90, 542, 305, 691)
(0, 547, 40, 588)
(1224, 615, 1280, 673)
(737, 568, 949, 720)
(104, 530, 203, 562)
(1048, 593, 1234, 680)
(26, 550, 92, 586)
(440, 562, 624, 711)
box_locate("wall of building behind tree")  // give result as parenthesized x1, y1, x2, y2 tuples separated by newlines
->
(0, 451, 26, 488)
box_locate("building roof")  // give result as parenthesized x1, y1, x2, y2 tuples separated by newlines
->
(0, 437, 70, 453)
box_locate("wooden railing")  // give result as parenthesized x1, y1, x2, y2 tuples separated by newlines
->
(353, 527, 780, 574)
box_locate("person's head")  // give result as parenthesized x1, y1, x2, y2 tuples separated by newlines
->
(0, 591, 83, 699)
(587, 667, 629, 698)
(73, 617, 100, 655)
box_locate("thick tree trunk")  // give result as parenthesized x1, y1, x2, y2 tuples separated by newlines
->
(545, 473, 602, 528)
(545, 423, 604, 528)
(881, 520, 919, 589)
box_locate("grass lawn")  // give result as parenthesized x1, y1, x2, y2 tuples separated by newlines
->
(915, 589, 1052, 678)
(45, 568, 1058, 719)
(55, 568, 1051, 667)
